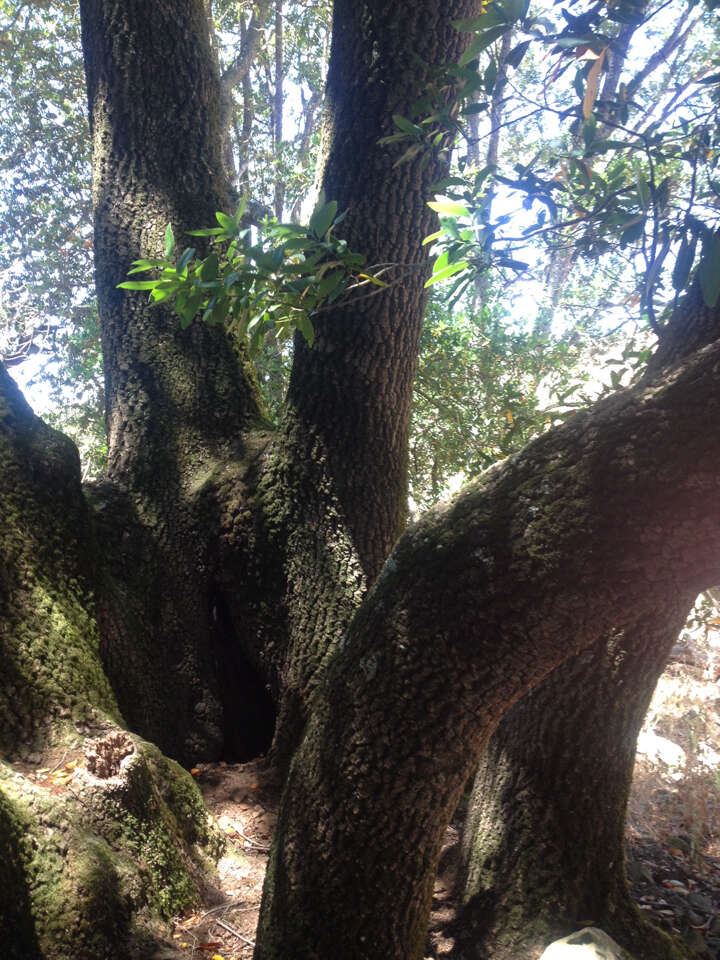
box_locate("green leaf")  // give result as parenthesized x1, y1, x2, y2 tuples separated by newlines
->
(186, 226, 227, 237)
(635, 166, 650, 210)
(150, 284, 178, 303)
(424, 260, 469, 287)
(392, 114, 420, 135)
(164, 223, 175, 259)
(117, 280, 159, 290)
(176, 247, 196, 274)
(308, 200, 339, 239)
(453, 8, 508, 32)
(505, 39, 530, 68)
(216, 211, 237, 233)
(459, 24, 510, 67)
(295, 312, 315, 347)
(582, 115, 596, 149)
(573, 69, 584, 100)
(422, 230, 444, 246)
(200, 253, 219, 282)
(393, 143, 425, 167)
(461, 102, 489, 116)
(317, 269, 345, 299)
(499, 0, 529, 21)
(484, 59, 498, 94)
(427, 198, 470, 217)
(207, 299, 230, 325)
(671, 236, 696, 292)
(620, 218, 645, 246)
(127, 258, 167, 273)
(177, 291, 203, 327)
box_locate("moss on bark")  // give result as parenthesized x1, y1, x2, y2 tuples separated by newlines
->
(1, 367, 224, 957)
(0, 738, 223, 960)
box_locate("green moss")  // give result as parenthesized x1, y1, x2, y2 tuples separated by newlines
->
(0, 740, 224, 959)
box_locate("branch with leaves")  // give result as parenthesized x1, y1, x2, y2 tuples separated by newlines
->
(117, 197, 388, 356)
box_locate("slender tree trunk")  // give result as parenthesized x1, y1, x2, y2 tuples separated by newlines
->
(454, 603, 696, 960)
(471, 29, 513, 311)
(264, 0, 488, 764)
(273, 0, 285, 219)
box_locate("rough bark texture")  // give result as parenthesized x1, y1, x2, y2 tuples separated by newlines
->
(266, 0, 488, 765)
(0, 364, 224, 959)
(79, 0, 281, 764)
(454, 610, 696, 960)
(0, 364, 119, 755)
(452, 282, 720, 960)
(4, 2, 720, 958)
(256, 304, 720, 960)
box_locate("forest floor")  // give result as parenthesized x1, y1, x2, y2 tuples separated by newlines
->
(165, 640, 720, 960)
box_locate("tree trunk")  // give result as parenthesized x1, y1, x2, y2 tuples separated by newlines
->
(454, 606, 696, 960)
(452, 282, 720, 960)
(4, 2, 720, 958)
(79, 0, 280, 765)
(256, 287, 720, 960)
(265, 0, 488, 764)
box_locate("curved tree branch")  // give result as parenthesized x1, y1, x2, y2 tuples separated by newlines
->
(256, 287, 720, 960)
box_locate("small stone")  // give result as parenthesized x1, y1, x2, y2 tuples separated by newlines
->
(689, 893, 714, 915)
(540, 927, 629, 959)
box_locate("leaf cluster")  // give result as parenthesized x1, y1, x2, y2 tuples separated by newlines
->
(384, 0, 720, 327)
(118, 198, 385, 357)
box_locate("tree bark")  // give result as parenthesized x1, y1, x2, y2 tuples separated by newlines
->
(256, 287, 720, 960)
(451, 281, 720, 960)
(4, 2, 720, 958)
(454, 607, 696, 960)
(265, 0, 488, 764)
(0, 363, 223, 959)
(79, 0, 281, 764)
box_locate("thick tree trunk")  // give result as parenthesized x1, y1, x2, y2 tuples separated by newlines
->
(452, 280, 720, 960)
(454, 607, 696, 960)
(5, 3, 720, 958)
(256, 292, 720, 960)
(79, 0, 281, 764)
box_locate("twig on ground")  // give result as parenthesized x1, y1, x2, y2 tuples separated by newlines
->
(216, 917, 256, 947)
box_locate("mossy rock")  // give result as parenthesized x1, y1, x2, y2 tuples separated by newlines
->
(0, 731, 225, 960)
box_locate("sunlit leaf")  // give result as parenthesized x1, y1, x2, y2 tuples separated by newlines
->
(427, 198, 470, 217)
(424, 260, 469, 287)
